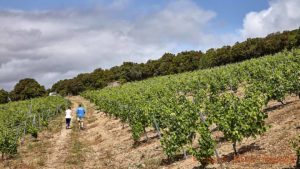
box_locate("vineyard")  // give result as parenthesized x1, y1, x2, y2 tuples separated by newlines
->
(0, 96, 69, 159)
(82, 49, 300, 167)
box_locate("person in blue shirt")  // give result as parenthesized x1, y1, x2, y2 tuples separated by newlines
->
(76, 104, 86, 129)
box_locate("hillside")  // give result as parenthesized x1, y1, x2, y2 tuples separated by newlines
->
(1, 50, 300, 169)
(81, 49, 300, 168)
(51, 28, 300, 96)
(1, 95, 299, 169)
(1, 1, 300, 168)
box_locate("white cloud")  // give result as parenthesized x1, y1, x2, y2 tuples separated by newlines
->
(241, 0, 300, 38)
(0, 0, 219, 91)
(130, 0, 216, 45)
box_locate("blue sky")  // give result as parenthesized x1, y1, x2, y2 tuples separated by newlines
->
(0, 0, 299, 90)
(0, 0, 269, 34)
(196, 0, 269, 33)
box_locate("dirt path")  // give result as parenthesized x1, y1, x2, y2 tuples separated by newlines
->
(72, 96, 123, 168)
(69, 96, 300, 169)
(67, 96, 163, 169)
(43, 97, 77, 169)
(2, 96, 298, 169)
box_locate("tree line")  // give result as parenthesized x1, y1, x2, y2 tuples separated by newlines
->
(1, 27, 300, 102)
(0, 78, 46, 104)
(51, 28, 300, 95)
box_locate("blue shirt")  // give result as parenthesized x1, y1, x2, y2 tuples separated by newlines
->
(76, 107, 85, 118)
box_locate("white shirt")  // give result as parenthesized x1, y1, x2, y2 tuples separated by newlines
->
(65, 109, 72, 119)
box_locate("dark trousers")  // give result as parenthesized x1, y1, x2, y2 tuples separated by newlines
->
(66, 118, 71, 127)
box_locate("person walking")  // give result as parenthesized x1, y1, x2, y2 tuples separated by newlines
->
(76, 104, 86, 129)
(65, 106, 72, 129)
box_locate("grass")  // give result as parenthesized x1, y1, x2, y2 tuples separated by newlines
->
(0, 112, 66, 169)
(48, 115, 65, 133)
(142, 157, 162, 169)
(65, 121, 87, 166)
(87, 115, 97, 124)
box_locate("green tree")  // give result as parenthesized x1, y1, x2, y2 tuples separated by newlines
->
(10, 78, 46, 101)
(0, 89, 9, 104)
(296, 27, 300, 47)
(52, 28, 300, 95)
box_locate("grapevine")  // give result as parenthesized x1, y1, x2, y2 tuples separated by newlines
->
(82, 49, 300, 166)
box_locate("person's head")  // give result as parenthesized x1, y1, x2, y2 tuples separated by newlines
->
(68, 106, 71, 109)
(79, 104, 82, 107)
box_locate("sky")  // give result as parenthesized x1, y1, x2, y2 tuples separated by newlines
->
(0, 0, 300, 91)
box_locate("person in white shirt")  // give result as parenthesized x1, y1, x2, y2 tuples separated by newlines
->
(65, 106, 72, 129)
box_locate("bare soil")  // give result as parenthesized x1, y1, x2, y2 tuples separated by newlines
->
(69, 96, 300, 169)
(43, 102, 75, 169)
(1, 95, 299, 169)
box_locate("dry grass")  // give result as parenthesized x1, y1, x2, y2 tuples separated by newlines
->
(2, 95, 299, 169)
(0, 112, 71, 169)
(87, 122, 98, 130)
(64, 116, 87, 168)
(78, 96, 300, 169)
(87, 115, 98, 124)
